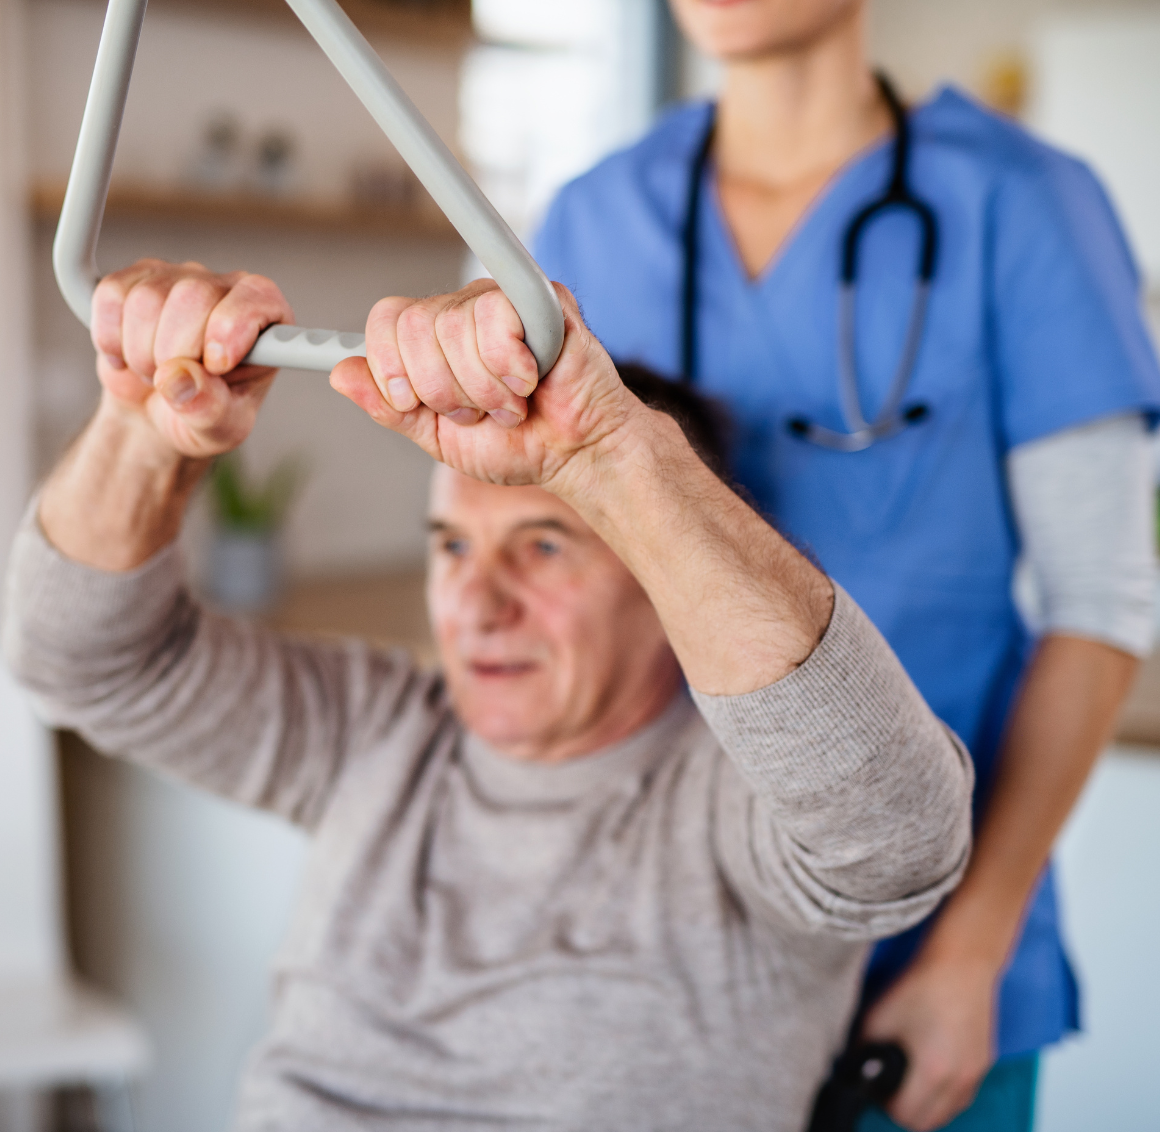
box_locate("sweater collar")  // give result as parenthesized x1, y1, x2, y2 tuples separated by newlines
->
(459, 692, 697, 805)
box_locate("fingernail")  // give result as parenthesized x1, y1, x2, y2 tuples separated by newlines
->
(387, 377, 418, 411)
(447, 408, 483, 425)
(502, 375, 533, 396)
(139, 371, 154, 388)
(489, 408, 522, 429)
(162, 374, 198, 406)
(204, 341, 227, 371)
(104, 353, 125, 370)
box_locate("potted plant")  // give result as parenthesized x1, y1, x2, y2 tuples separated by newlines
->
(206, 450, 304, 612)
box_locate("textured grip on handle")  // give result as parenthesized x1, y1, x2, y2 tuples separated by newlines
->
(246, 326, 367, 371)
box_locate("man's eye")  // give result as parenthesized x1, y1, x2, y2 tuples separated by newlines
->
(534, 539, 560, 557)
(442, 538, 468, 557)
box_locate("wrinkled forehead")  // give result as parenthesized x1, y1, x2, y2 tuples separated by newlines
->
(427, 464, 590, 538)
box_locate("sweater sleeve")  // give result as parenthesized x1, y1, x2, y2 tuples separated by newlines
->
(2, 504, 430, 830)
(695, 585, 973, 940)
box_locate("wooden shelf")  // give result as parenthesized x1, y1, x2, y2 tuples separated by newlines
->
(266, 568, 436, 666)
(31, 181, 465, 243)
(43, 0, 474, 48)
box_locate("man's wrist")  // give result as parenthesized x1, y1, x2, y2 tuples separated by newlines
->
(545, 396, 682, 518)
(39, 395, 209, 571)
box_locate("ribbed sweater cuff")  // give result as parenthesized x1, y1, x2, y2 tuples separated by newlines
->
(690, 585, 917, 798)
(5, 497, 186, 653)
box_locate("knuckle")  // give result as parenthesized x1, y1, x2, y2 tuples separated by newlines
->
(368, 295, 408, 324)
(210, 298, 247, 335)
(93, 275, 127, 306)
(367, 347, 406, 382)
(461, 378, 506, 412)
(434, 301, 471, 344)
(396, 301, 434, 344)
(234, 272, 277, 302)
(553, 280, 579, 314)
(478, 336, 519, 371)
(210, 312, 239, 343)
(124, 275, 169, 316)
(169, 274, 224, 309)
(408, 372, 461, 414)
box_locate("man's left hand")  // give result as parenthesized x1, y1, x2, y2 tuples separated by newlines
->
(330, 279, 634, 494)
(860, 954, 997, 1131)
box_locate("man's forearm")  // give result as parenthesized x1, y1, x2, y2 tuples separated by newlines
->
(552, 404, 834, 696)
(39, 395, 209, 571)
(919, 634, 1139, 971)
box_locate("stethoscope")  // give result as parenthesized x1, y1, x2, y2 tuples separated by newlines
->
(681, 72, 939, 453)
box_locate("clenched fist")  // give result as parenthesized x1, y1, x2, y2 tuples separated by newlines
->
(330, 279, 638, 493)
(91, 258, 294, 459)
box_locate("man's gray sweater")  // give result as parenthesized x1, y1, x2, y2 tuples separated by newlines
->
(3, 513, 972, 1132)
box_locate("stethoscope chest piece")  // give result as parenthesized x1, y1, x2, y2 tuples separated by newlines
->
(787, 400, 930, 453)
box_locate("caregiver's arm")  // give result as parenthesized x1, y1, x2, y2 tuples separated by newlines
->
(863, 413, 1154, 1132)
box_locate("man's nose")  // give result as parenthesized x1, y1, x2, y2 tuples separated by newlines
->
(457, 562, 521, 632)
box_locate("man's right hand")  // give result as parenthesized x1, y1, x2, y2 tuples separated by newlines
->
(38, 260, 292, 571)
(91, 258, 293, 458)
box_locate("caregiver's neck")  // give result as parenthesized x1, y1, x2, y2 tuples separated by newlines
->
(713, 5, 891, 278)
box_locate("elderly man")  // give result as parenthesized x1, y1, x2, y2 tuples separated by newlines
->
(5, 260, 972, 1132)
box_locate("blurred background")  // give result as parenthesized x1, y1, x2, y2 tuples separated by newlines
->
(0, 0, 1158, 1129)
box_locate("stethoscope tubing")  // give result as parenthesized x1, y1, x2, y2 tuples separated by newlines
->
(681, 72, 939, 452)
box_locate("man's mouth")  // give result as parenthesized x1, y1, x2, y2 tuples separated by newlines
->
(468, 660, 539, 679)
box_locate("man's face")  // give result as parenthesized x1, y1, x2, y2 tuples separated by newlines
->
(668, 0, 863, 61)
(427, 467, 683, 763)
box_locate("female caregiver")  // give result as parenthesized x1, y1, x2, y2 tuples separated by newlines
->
(534, 1, 1160, 1131)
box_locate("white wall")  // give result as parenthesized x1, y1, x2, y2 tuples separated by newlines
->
(868, 0, 1055, 100)
(62, 742, 307, 1132)
(1027, 10, 1160, 286)
(1036, 751, 1160, 1132)
(868, 0, 1160, 101)
(461, 0, 665, 235)
(0, 0, 63, 988)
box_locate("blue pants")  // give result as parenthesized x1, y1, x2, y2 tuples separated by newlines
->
(855, 1056, 1038, 1132)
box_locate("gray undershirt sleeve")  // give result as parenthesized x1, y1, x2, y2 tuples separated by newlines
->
(1008, 412, 1157, 658)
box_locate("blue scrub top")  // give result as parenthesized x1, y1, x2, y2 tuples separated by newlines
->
(534, 87, 1160, 1059)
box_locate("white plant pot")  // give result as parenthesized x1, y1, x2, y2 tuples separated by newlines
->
(209, 530, 284, 612)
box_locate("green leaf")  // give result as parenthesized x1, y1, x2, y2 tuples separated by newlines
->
(208, 450, 306, 533)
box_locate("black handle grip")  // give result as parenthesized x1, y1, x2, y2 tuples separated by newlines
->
(806, 1042, 908, 1132)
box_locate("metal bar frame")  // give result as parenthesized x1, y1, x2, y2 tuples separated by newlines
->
(53, 0, 565, 376)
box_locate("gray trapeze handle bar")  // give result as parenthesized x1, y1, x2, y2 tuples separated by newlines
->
(53, 0, 565, 377)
